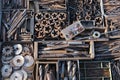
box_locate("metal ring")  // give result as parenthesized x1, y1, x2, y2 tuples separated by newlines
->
(58, 13, 66, 21)
(36, 31, 46, 39)
(35, 12, 43, 21)
(51, 12, 58, 20)
(13, 44, 23, 55)
(51, 30, 60, 38)
(10, 71, 23, 80)
(92, 31, 101, 38)
(12, 55, 24, 68)
(95, 17, 102, 25)
(23, 55, 34, 73)
(1, 65, 12, 78)
(44, 26, 52, 34)
(44, 12, 51, 20)
(35, 22, 43, 31)
(41, 20, 50, 27)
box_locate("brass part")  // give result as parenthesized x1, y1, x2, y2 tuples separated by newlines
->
(58, 13, 66, 21)
(44, 13, 51, 20)
(49, 19, 55, 25)
(51, 29, 60, 38)
(54, 21, 61, 27)
(35, 23, 44, 31)
(44, 26, 52, 33)
(51, 12, 58, 20)
(35, 13, 44, 21)
(95, 17, 102, 25)
(36, 31, 46, 38)
(41, 20, 50, 27)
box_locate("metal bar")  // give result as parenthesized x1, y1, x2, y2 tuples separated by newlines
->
(7, 9, 26, 34)
(8, 10, 20, 25)
(7, 17, 26, 38)
(30, 16, 34, 41)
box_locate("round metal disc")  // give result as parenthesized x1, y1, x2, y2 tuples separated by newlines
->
(14, 44, 23, 55)
(10, 71, 23, 80)
(12, 55, 24, 67)
(1, 65, 12, 77)
(24, 55, 34, 68)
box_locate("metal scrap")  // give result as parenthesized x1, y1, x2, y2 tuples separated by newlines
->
(1, 0, 120, 80)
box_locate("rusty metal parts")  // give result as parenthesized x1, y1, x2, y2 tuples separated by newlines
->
(34, 11, 67, 40)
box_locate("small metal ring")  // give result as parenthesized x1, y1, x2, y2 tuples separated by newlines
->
(41, 20, 50, 27)
(58, 13, 66, 21)
(1, 65, 12, 77)
(51, 30, 60, 38)
(44, 26, 52, 34)
(51, 12, 58, 20)
(13, 44, 23, 55)
(35, 12, 43, 21)
(92, 31, 101, 38)
(44, 12, 51, 20)
(95, 17, 102, 25)
(36, 31, 46, 39)
(35, 23, 44, 31)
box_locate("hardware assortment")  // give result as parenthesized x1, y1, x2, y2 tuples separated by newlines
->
(0, 0, 120, 80)
(58, 60, 79, 80)
(34, 40, 94, 60)
(35, 11, 68, 40)
(36, 61, 57, 80)
(1, 42, 34, 80)
(103, 0, 120, 16)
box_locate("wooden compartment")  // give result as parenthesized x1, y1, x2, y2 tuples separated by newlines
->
(34, 40, 95, 60)
(79, 61, 112, 80)
(35, 60, 58, 80)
